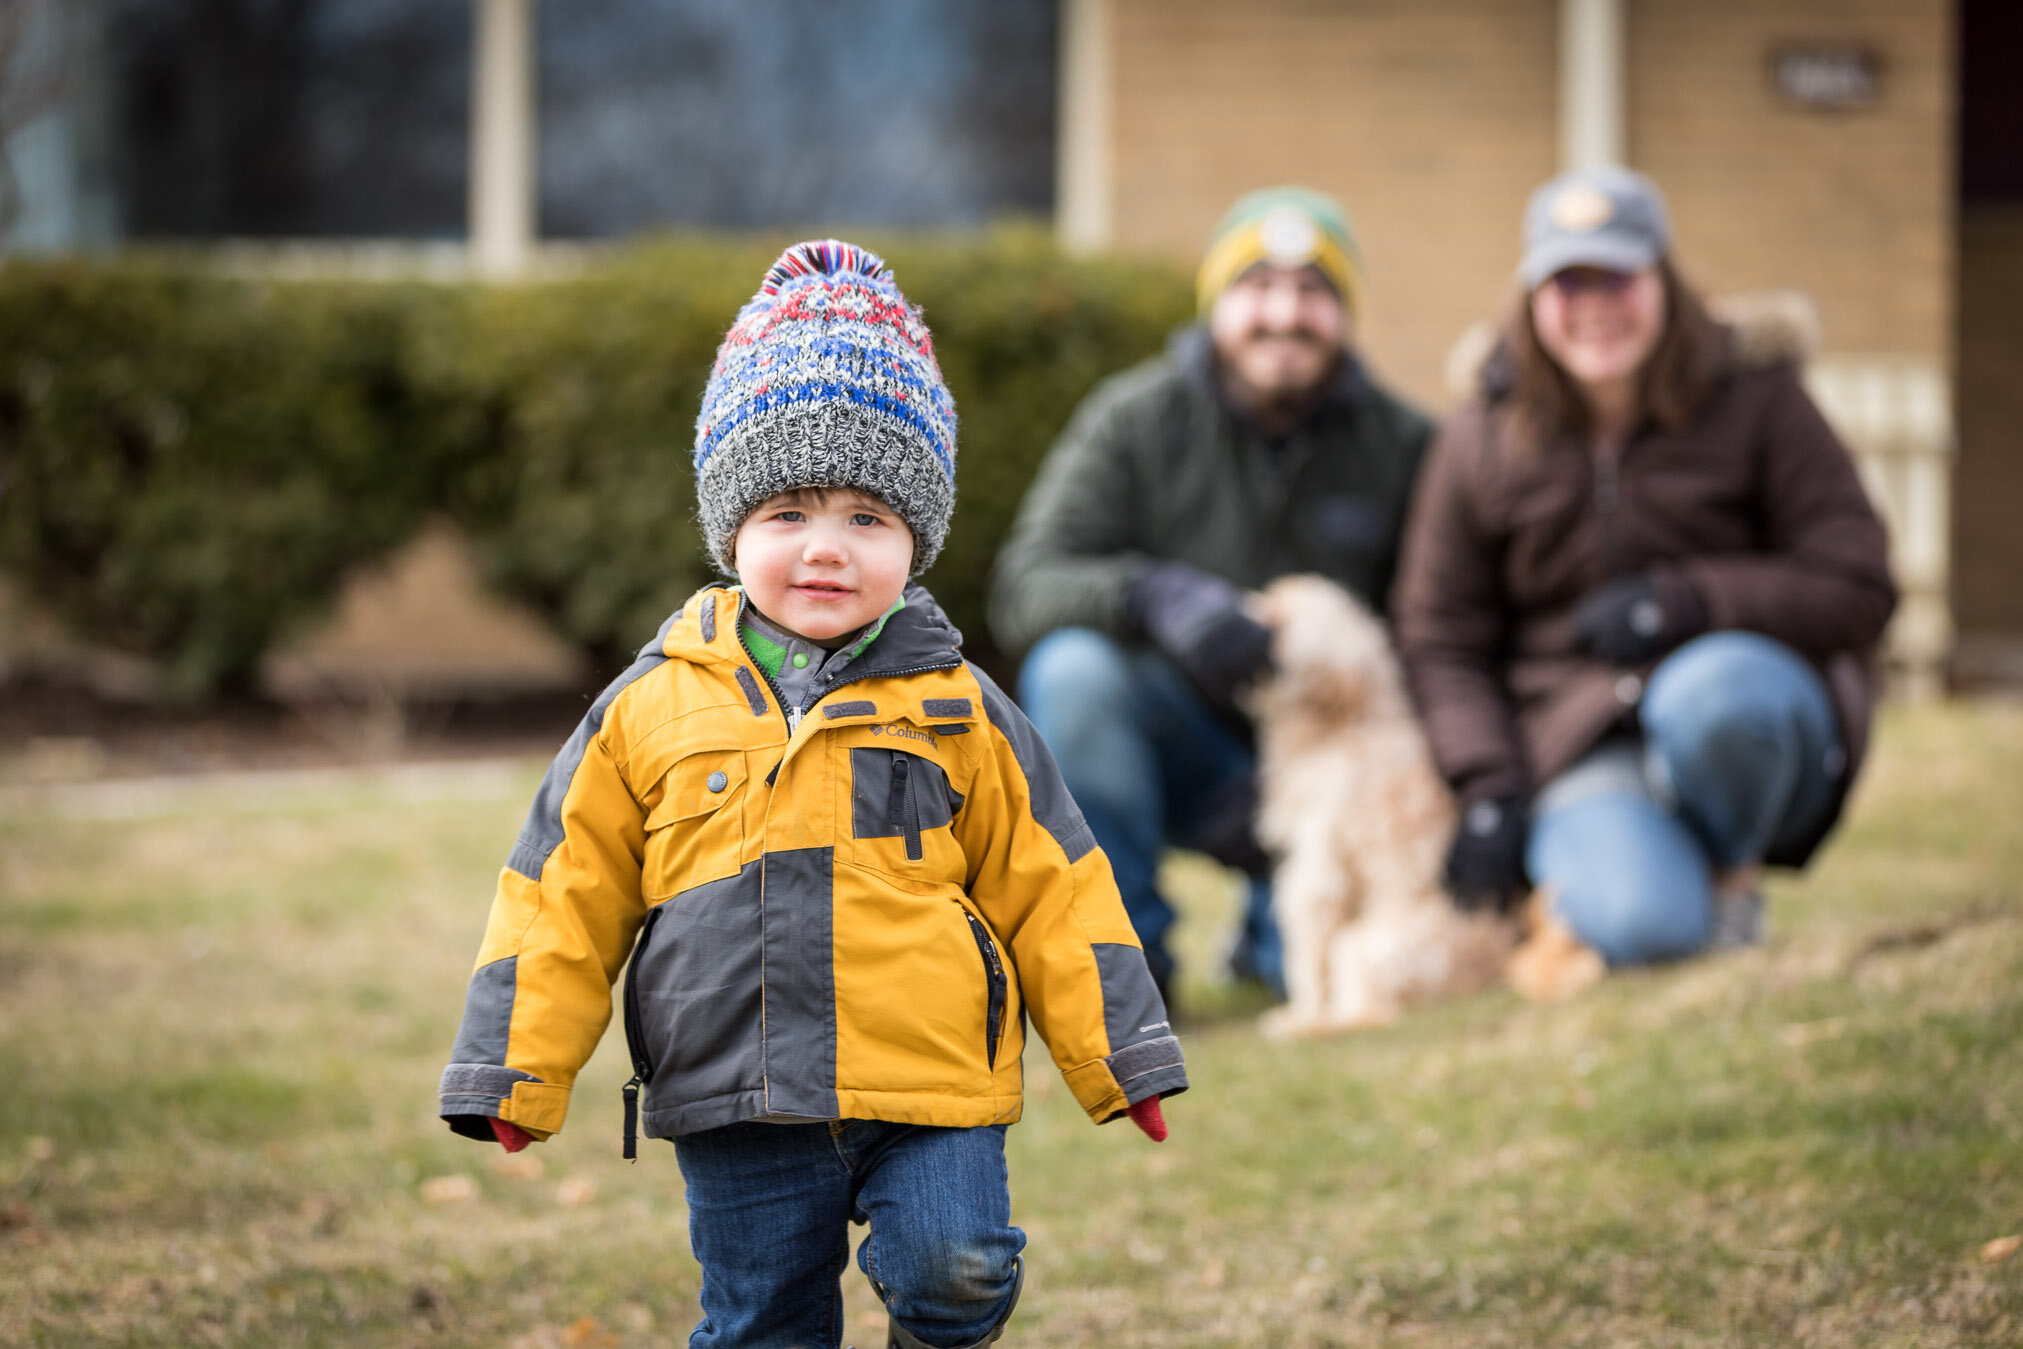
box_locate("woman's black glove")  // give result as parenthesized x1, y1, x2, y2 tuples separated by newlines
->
(1127, 562, 1273, 709)
(1444, 795, 1530, 911)
(1571, 571, 1709, 666)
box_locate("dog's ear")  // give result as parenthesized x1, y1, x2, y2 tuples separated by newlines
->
(1262, 576, 1375, 727)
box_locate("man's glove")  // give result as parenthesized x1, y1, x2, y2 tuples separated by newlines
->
(1126, 1095, 1168, 1142)
(1192, 776, 1272, 879)
(1570, 572, 1708, 666)
(489, 1118, 534, 1152)
(1128, 562, 1272, 709)
(1445, 795, 1529, 912)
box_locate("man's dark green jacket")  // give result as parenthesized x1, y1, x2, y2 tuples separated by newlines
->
(989, 328, 1434, 656)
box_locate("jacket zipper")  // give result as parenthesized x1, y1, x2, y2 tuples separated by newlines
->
(1592, 442, 1624, 575)
(619, 902, 666, 1161)
(887, 755, 922, 860)
(963, 910, 1007, 1070)
(670, 596, 976, 1129)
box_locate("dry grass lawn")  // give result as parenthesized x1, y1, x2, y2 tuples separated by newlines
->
(2, 701, 2020, 1346)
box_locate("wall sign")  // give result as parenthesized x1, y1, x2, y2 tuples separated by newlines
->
(1771, 45, 1883, 111)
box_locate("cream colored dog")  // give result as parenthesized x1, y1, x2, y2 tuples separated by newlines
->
(1251, 575, 1600, 1036)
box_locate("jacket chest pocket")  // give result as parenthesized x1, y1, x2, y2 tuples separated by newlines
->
(849, 747, 963, 869)
(642, 749, 747, 899)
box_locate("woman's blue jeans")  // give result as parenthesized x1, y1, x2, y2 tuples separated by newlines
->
(1017, 627, 1281, 991)
(1529, 631, 1845, 966)
(673, 1119, 1024, 1349)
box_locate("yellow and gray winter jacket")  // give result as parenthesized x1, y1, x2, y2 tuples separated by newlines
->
(439, 582, 1186, 1146)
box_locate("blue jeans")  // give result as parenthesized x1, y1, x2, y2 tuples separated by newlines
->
(1528, 631, 1844, 966)
(673, 1119, 1024, 1349)
(1017, 627, 1281, 990)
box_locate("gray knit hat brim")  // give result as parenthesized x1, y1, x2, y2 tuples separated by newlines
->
(699, 400, 955, 577)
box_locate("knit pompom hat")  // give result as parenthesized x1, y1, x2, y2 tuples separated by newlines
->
(693, 239, 958, 576)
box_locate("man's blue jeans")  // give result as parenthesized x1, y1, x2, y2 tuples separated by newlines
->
(673, 1119, 1024, 1349)
(1529, 631, 1845, 966)
(1017, 627, 1281, 990)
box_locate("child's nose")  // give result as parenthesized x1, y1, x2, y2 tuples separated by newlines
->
(802, 527, 847, 563)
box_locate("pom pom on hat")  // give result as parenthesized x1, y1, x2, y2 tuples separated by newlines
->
(694, 239, 957, 576)
(753, 238, 894, 296)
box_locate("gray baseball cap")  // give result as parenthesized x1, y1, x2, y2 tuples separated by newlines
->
(1518, 166, 1673, 289)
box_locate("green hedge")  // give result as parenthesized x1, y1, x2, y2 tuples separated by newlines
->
(0, 230, 1193, 694)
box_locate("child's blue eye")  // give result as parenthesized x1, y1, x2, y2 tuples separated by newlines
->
(777, 510, 804, 523)
(851, 513, 879, 527)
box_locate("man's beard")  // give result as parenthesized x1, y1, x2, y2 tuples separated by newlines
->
(1222, 331, 1342, 433)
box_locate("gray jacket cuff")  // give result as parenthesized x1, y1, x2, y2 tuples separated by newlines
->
(1105, 1034, 1188, 1109)
(438, 1062, 538, 1116)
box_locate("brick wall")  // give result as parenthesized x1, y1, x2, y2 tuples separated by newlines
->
(1104, 0, 1953, 405)
(1100, 0, 2001, 662)
(1627, 0, 1954, 362)
(1108, 0, 1559, 409)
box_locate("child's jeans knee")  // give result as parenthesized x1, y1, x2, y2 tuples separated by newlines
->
(860, 1233, 1023, 1347)
(850, 1123, 1025, 1347)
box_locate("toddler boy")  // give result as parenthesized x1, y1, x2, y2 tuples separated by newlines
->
(438, 240, 1185, 1348)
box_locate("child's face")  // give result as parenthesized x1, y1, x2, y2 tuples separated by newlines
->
(733, 488, 915, 646)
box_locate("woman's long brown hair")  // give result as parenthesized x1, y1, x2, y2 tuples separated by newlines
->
(1498, 258, 1725, 456)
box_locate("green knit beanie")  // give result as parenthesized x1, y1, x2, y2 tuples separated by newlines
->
(1196, 185, 1366, 314)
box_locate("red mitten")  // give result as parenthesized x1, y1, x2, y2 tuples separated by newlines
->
(489, 1117, 534, 1152)
(1126, 1095, 1168, 1142)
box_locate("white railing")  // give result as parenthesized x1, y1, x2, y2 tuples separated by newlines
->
(1805, 355, 1953, 700)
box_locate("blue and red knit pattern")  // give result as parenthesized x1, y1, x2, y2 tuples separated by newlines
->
(692, 239, 959, 575)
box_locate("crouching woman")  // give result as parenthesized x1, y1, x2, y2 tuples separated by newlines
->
(1391, 166, 1897, 965)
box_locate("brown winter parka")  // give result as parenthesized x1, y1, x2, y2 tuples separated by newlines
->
(1391, 317, 1897, 867)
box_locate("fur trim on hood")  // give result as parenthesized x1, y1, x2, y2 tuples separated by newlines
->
(1442, 288, 1822, 403)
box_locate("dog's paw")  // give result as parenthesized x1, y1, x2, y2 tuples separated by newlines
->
(1508, 942, 1605, 1002)
(1258, 1002, 1398, 1038)
(1258, 1005, 1331, 1040)
(1507, 895, 1606, 1003)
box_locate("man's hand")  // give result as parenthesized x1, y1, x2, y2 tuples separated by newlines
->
(1571, 572, 1708, 666)
(1128, 562, 1272, 709)
(1126, 1095, 1168, 1142)
(489, 1118, 534, 1152)
(1445, 795, 1529, 912)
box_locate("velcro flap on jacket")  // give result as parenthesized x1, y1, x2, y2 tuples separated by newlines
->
(502, 1079, 570, 1138)
(439, 1062, 537, 1110)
